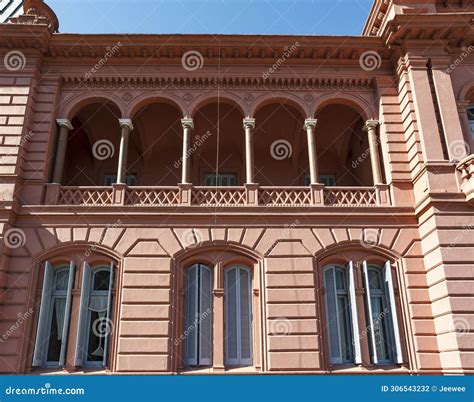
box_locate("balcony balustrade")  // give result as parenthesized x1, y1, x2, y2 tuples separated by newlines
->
(44, 183, 391, 208)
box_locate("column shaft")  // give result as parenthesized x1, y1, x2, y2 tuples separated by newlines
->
(52, 119, 73, 183)
(181, 118, 194, 184)
(365, 120, 383, 185)
(243, 118, 256, 184)
(117, 119, 133, 184)
(304, 119, 319, 185)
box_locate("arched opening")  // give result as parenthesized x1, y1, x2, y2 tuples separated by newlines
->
(253, 102, 306, 186)
(192, 101, 245, 186)
(131, 101, 182, 186)
(63, 101, 122, 186)
(315, 103, 374, 186)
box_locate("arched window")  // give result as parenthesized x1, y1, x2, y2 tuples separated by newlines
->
(468, 105, 474, 138)
(75, 263, 114, 368)
(184, 263, 213, 367)
(32, 262, 75, 368)
(362, 262, 402, 365)
(323, 263, 360, 365)
(225, 266, 252, 367)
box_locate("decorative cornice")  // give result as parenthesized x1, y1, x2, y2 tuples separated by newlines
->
(61, 76, 376, 91)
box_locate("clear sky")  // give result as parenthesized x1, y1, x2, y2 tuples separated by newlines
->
(47, 0, 374, 36)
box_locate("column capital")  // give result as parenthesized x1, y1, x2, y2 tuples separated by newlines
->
(364, 120, 379, 131)
(56, 118, 73, 130)
(181, 118, 194, 129)
(304, 118, 317, 130)
(243, 118, 255, 129)
(119, 118, 134, 131)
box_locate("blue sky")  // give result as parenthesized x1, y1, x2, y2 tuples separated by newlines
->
(47, 0, 373, 36)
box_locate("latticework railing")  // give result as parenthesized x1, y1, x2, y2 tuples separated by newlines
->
(125, 188, 180, 206)
(259, 187, 312, 206)
(323, 187, 377, 207)
(57, 187, 114, 206)
(191, 187, 246, 206)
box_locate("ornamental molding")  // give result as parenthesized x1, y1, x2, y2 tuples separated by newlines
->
(61, 76, 376, 91)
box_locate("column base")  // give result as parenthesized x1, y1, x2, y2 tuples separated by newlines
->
(179, 183, 193, 206)
(245, 183, 259, 206)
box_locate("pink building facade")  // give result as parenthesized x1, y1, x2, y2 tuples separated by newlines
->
(0, 0, 473, 375)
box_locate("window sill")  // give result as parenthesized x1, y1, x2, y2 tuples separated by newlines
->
(328, 365, 407, 374)
(179, 366, 258, 375)
(31, 368, 110, 375)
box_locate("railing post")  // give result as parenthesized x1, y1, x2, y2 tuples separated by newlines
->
(179, 183, 192, 206)
(44, 183, 60, 205)
(375, 184, 390, 206)
(245, 183, 259, 206)
(310, 184, 324, 206)
(113, 183, 126, 205)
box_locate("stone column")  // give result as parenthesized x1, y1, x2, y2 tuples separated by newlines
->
(304, 118, 319, 185)
(404, 54, 446, 162)
(116, 119, 134, 184)
(430, 58, 468, 161)
(364, 120, 383, 185)
(243, 118, 256, 184)
(180, 118, 194, 184)
(52, 119, 73, 183)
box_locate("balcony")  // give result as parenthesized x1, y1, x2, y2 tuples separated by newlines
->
(44, 183, 391, 208)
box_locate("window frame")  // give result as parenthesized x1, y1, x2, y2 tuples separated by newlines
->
(468, 105, 474, 138)
(184, 263, 213, 367)
(224, 265, 253, 367)
(204, 173, 238, 187)
(32, 261, 75, 368)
